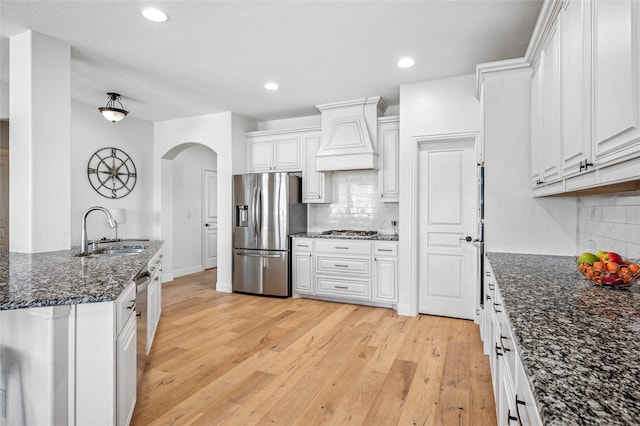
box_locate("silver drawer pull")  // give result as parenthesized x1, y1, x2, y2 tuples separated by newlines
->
(377, 249, 393, 252)
(334, 264, 349, 268)
(335, 247, 349, 250)
(334, 285, 349, 289)
(127, 301, 136, 311)
(297, 244, 309, 247)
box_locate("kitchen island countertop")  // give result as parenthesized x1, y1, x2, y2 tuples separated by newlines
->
(487, 252, 640, 425)
(0, 240, 163, 311)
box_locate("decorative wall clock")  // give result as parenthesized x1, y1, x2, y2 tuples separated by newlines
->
(87, 147, 137, 199)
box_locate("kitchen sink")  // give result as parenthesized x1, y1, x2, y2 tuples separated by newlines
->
(77, 245, 148, 257)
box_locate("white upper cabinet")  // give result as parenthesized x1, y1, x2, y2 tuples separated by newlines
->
(302, 132, 332, 203)
(531, 62, 544, 187)
(541, 27, 562, 184)
(529, 0, 640, 196)
(247, 133, 302, 172)
(560, 0, 592, 177)
(592, 0, 640, 163)
(377, 117, 399, 202)
(531, 26, 562, 188)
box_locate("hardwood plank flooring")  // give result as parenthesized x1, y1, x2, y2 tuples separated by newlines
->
(131, 269, 496, 426)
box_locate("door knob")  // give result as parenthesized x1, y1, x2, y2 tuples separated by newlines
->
(205, 223, 210, 227)
(459, 236, 473, 242)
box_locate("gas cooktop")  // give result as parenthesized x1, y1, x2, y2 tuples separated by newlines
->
(316, 230, 379, 239)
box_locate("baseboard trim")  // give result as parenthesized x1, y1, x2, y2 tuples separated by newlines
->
(396, 303, 413, 317)
(216, 281, 232, 293)
(173, 265, 203, 278)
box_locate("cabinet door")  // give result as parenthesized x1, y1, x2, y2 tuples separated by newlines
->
(248, 138, 273, 172)
(273, 136, 300, 171)
(302, 133, 332, 203)
(117, 315, 137, 426)
(374, 257, 397, 302)
(561, 0, 592, 176)
(541, 27, 561, 183)
(378, 121, 399, 202)
(293, 252, 314, 294)
(593, 0, 640, 162)
(531, 65, 544, 187)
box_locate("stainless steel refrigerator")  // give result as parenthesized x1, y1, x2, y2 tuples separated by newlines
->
(232, 173, 307, 296)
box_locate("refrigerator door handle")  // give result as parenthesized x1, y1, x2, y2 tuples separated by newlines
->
(236, 252, 281, 258)
(251, 187, 259, 237)
(257, 186, 262, 238)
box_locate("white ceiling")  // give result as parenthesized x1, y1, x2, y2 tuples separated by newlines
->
(0, 1, 542, 123)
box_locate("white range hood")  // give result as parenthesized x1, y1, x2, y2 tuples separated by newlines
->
(315, 97, 388, 171)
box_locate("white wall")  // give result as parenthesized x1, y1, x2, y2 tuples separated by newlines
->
(398, 74, 480, 316)
(172, 145, 217, 276)
(70, 102, 154, 246)
(154, 112, 256, 290)
(10, 30, 71, 253)
(482, 69, 576, 255)
(577, 191, 640, 258)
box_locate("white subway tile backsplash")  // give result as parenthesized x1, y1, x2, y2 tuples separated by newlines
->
(308, 170, 399, 234)
(576, 191, 640, 259)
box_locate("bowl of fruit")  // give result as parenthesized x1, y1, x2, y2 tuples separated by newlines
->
(577, 251, 640, 288)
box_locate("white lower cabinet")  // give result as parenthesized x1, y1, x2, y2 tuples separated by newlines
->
(292, 238, 314, 295)
(482, 257, 541, 426)
(117, 313, 137, 426)
(374, 242, 398, 302)
(292, 237, 398, 306)
(75, 282, 137, 426)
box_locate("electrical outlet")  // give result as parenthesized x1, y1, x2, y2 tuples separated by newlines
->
(0, 388, 6, 418)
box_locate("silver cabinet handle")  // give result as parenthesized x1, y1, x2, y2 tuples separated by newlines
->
(335, 247, 349, 250)
(334, 285, 348, 289)
(334, 264, 349, 268)
(377, 249, 393, 252)
(237, 252, 281, 258)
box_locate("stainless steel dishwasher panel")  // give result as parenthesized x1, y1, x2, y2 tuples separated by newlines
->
(232, 249, 289, 296)
(135, 272, 150, 388)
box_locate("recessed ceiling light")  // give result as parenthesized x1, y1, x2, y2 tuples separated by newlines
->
(397, 57, 415, 68)
(264, 82, 279, 91)
(142, 8, 168, 23)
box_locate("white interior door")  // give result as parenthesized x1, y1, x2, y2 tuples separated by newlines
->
(203, 170, 217, 269)
(418, 139, 477, 319)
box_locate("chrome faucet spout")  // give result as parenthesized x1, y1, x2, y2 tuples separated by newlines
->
(81, 206, 117, 254)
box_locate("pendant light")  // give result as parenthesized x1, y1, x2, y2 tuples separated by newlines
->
(99, 92, 129, 123)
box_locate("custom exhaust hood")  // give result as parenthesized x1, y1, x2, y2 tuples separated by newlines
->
(315, 97, 388, 171)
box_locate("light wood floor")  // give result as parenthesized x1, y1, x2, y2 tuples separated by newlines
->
(131, 269, 496, 426)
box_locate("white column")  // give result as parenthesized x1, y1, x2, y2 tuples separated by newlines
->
(9, 30, 71, 253)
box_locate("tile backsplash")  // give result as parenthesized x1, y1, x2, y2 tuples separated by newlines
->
(577, 191, 640, 259)
(308, 170, 399, 234)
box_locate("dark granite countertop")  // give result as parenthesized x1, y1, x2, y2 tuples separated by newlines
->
(291, 233, 399, 242)
(487, 252, 640, 426)
(0, 240, 163, 311)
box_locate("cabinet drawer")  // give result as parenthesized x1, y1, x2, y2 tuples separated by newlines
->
(293, 238, 314, 252)
(316, 276, 371, 299)
(316, 255, 370, 276)
(116, 282, 136, 335)
(315, 240, 371, 255)
(374, 242, 397, 256)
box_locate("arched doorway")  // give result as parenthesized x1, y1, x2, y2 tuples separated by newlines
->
(160, 142, 218, 283)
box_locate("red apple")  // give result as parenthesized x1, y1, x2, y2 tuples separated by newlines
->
(600, 252, 623, 264)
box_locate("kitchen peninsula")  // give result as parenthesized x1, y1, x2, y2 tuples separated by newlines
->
(0, 241, 163, 426)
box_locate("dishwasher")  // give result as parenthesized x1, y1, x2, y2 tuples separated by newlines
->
(135, 266, 151, 388)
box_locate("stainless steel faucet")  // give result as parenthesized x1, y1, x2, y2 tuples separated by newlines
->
(81, 206, 117, 254)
